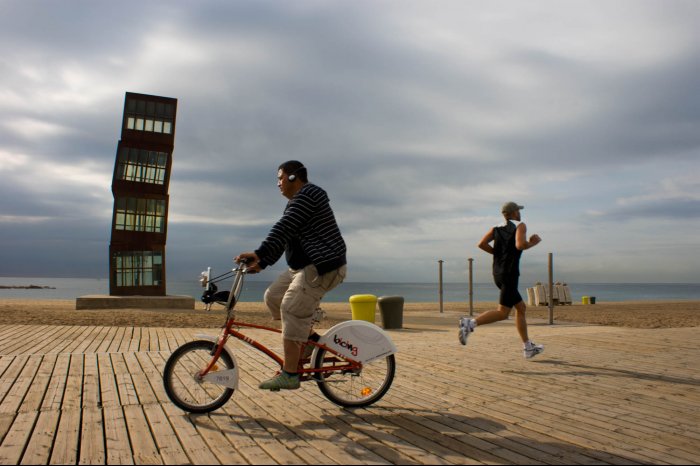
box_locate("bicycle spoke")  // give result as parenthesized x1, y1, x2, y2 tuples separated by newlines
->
(313, 349, 395, 407)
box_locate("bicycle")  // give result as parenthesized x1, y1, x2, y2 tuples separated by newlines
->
(163, 263, 397, 413)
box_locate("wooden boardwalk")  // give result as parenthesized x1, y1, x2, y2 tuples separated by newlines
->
(0, 315, 698, 464)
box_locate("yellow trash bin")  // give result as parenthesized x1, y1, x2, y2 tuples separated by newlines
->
(582, 296, 590, 305)
(349, 294, 377, 323)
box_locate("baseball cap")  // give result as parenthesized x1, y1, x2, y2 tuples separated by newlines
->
(501, 202, 524, 214)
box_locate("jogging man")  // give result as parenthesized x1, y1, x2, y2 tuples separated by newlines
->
(236, 160, 347, 390)
(459, 202, 544, 359)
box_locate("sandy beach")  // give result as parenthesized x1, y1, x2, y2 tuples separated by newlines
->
(0, 298, 698, 329)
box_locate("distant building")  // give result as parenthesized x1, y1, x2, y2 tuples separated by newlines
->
(109, 92, 177, 296)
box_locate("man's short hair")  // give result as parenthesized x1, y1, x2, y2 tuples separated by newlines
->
(279, 160, 307, 183)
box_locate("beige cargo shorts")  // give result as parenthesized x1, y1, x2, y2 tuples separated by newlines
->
(264, 264, 347, 342)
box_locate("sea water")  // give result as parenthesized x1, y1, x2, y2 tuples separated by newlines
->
(1, 277, 699, 303)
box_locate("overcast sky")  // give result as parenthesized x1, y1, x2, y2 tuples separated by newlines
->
(1, 0, 699, 284)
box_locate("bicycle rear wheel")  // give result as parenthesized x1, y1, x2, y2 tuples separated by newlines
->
(163, 340, 235, 413)
(313, 349, 395, 408)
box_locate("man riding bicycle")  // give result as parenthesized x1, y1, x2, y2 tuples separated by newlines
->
(235, 160, 347, 391)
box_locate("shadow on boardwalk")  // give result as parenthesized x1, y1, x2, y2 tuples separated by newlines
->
(509, 359, 700, 387)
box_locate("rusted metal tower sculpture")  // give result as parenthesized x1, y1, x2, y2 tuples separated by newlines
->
(109, 92, 177, 296)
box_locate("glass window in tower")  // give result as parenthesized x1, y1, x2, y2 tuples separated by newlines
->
(124, 98, 174, 134)
(112, 250, 163, 287)
(114, 196, 166, 233)
(116, 147, 168, 185)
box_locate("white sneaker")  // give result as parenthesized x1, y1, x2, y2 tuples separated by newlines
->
(524, 342, 544, 359)
(458, 317, 475, 346)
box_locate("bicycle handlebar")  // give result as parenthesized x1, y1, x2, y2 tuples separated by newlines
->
(199, 261, 248, 314)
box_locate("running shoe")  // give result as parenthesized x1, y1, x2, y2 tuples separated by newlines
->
(524, 342, 544, 359)
(458, 317, 475, 346)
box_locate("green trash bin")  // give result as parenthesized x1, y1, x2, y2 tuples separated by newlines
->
(349, 294, 377, 323)
(378, 296, 404, 329)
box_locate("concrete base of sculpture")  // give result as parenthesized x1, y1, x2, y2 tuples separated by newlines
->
(76, 295, 195, 310)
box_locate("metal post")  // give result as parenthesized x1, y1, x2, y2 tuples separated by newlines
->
(548, 252, 554, 325)
(438, 260, 444, 313)
(468, 258, 474, 317)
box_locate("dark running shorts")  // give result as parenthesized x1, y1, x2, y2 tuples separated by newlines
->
(494, 274, 523, 308)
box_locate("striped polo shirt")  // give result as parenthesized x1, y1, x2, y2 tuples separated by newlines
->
(255, 183, 347, 275)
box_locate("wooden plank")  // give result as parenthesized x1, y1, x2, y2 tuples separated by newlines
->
(103, 406, 134, 465)
(111, 354, 139, 406)
(106, 327, 130, 354)
(162, 327, 179, 352)
(0, 326, 25, 347)
(169, 328, 193, 350)
(45, 326, 93, 355)
(122, 405, 162, 464)
(49, 408, 81, 465)
(40, 353, 71, 412)
(234, 351, 399, 464)
(0, 356, 28, 405)
(82, 353, 101, 410)
(0, 413, 15, 445)
(65, 326, 100, 354)
(0, 356, 16, 379)
(291, 387, 446, 465)
(79, 408, 105, 465)
(0, 326, 51, 356)
(0, 411, 37, 464)
(159, 404, 221, 464)
(206, 410, 277, 465)
(61, 354, 84, 410)
(141, 404, 193, 464)
(19, 354, 57, 413)
(229, 396, 308, 465)
(84, 326, 112, 354)
(128, 327, 144, 353)
(97, 353, 120, 409)
(147, 328, 159, 352)
(30, 326, 75, 356)
(136, 352, 170, 404)
(19, 410, 60, 465)
(241, 397, 353, 465)
(398, 346, 635, 464)
(385, 408, 544, 464)
(123, 352, 158, 406)
(394, 368, 618, 464)
(522, 391, 700, 458)
(188, 413, 247, 464)
(96, 327, 121, 354)
(0, 355, 42, 414)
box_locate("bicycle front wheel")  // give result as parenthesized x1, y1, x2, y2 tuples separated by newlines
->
(163, 340, 235, 413)
(313, 349, 395, 408)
